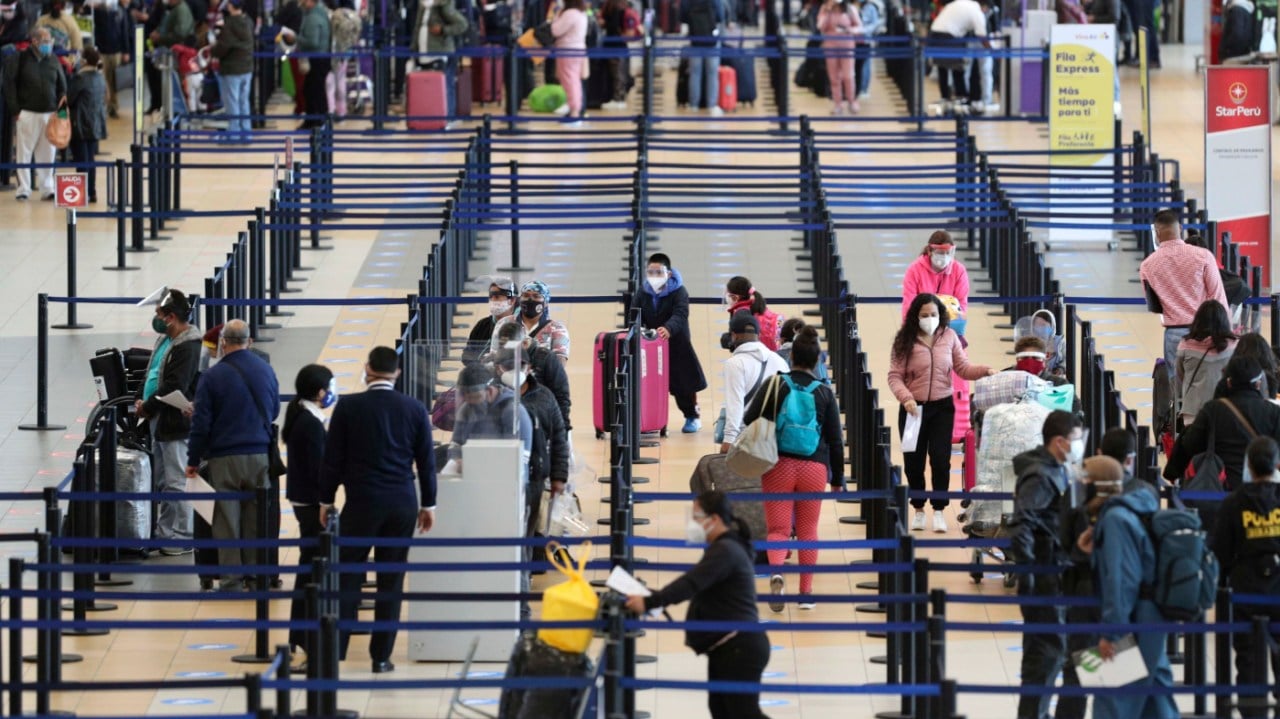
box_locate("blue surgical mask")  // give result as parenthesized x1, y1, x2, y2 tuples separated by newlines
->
(320, 378, 338, 409)
(38, 43, 53, 56)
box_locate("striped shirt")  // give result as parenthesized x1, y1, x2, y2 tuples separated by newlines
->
(1138, 239, 1229, 327)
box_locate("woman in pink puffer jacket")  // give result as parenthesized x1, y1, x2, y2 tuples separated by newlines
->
(887, 293, 994, 533)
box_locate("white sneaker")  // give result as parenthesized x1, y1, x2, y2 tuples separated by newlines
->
(911, 511, 926, 531)
(768, 574, 784, 613)
(552, 103, 571, 116)
(932, 512, 948, 533)
(797, 601, 817, 611)
(601, 100, 627, 110)
(709, 106, 724, 117)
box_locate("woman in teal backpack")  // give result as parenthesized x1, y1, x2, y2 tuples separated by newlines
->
(742, 326, 844, 612)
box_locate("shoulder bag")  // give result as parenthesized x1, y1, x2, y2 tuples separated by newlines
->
(726, 375, 781, 479)
(714, 358, 768, 443)
(224, 359, 287, 478)
(45, 97, 71, 150)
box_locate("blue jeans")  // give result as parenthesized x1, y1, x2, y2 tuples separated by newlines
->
(221, 72, 252, 141)
(1163, 327, 1189, 379)
(687, 48, 719, 110)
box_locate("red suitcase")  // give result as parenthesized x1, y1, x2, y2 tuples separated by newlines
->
(962, 428, 977, 491)
(473, 50, 504, 104)
(406, 70, 448, 130)
(593, 331, 669, 437)
(717, 65, 737, 111)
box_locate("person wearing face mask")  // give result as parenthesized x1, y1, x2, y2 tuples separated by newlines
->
(719, 312, 789, 453)
(1005, 410, 1084, 719)
(34, 0, 82, 53)
(134, 290, 203, 555)
(1027, 309, 1066, 376)
(1167, 355, 1280, 495)
(0, 0, 29, 49)
(1175, 299, 1238, 426)
(623, 491, 772, 719)
(493, 319, 572, 430)
(901, 230, 970, 322)
(631, 253, 707, 433)
(91, 0, 133, 117)
(447, 362, 534, 473)
(490, 280, 571, 364)
(67, 46, 106, 203)
(2, 26, 66, 201)
(887, 293, 995, 533)
(724, 276, 783, 352)
(1055, 455, 1126, 719)
(463, 275, 516, 364)
(1005, 336, 1079, 414)
(317, 347, 434, 673)
(281, 363, 334, 668)
(1211, 436, 1280, 718)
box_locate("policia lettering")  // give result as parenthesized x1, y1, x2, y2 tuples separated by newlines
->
(1242, 508, 1280, 539)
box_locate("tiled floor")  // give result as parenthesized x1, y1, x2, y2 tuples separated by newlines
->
(0, 40, 1268, 718)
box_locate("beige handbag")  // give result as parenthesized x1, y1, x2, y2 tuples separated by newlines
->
(726, 375, 780, 479)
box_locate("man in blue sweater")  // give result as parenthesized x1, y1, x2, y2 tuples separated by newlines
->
(319, 346, 437, 674)
(186, 319, 280, 591)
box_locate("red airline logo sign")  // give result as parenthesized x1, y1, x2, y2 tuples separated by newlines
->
(1208, 67, 1269, 131)
(55, 173, 88, 208)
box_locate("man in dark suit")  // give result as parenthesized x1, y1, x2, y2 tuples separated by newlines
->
(319, 346, 436, 674)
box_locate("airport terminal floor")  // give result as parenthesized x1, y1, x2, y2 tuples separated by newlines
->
(0, 36, 1272, 719)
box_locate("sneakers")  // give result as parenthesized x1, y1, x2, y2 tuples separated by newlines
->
(15, 192, 29, 201)
(932, 512, 948, 533)
(41, 192, 55, 201)
(768, 574, 784, 613)
(601, 100, 628, 110)
(160, 547, 193, 556)
(552, 103, 571, 116)
(682, 417, 701, 433)
(709, 106, 724, 117)
(911, 510, 926, 532)
(797, 600, 817, 611)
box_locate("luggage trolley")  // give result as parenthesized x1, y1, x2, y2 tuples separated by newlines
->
(447, 636, 605, 719)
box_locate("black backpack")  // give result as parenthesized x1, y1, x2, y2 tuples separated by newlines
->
(686, 0, 717, 38)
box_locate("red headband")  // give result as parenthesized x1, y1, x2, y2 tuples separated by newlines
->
(929, 244, 954, 252)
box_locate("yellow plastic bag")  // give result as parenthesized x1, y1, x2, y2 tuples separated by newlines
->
(537, 541, 598, 654)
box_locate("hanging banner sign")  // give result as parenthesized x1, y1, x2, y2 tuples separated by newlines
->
(1205, 65, 1273, 286)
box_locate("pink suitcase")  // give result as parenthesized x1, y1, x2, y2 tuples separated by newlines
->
(593, 331, 669, 438)
(951, 372, 971, 443)
(406, 71, 448, 130)
(962, 428, 977, 491)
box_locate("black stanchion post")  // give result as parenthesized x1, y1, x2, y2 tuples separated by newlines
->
(505, 44, 519, 131)
(53, 209, 93, 330)
(778, 35, 790, 133)
(604, 596, 626, 719)
(8, 557, 24, 716)
(275, 644, 292, 716)
(96, 405, 129, 587)
(234, 485, 274, 664)
(1213, 588, 1232, 719)
(106, 159, 140, 269)
(129, 144, 147, 252)
(19, 295, 66, 431)
(498, 158, 531, 272)
(642, 41, 654, 118)
(63, 452, 115, 627)
(319, 614, 339, 717)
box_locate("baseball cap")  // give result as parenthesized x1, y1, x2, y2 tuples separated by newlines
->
(729, 311, 759, 336)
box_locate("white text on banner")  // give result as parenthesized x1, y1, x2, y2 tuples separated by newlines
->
(1205, 65, 1273, 287)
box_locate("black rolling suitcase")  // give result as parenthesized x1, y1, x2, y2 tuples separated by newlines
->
(498, 633, 593, 719)
(720, 38, 757, 104)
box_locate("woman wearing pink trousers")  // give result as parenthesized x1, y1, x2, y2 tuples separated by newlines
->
(817, 0, 862, 116)
(551, 0, 588, 123)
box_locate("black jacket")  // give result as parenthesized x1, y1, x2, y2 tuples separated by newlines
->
(91, 4, 134, 54)
(140, 325, 203, 441)
(528, 343, 571, 431)
(462, 313, 502, 364)
(67, 68, 107, 141)
(631, 273, 708, 398)
(520, 377, 569, 484)
(1220, 0, 1257, 60)
(1166, 389, 1280, 491)
(1007, 446, 1071, 589)
(283, 405, 326, 505)
(0, 2, 30, 47)
(211, 12, 254, 75)
(643, 531, 762, 654)
(2, 47, 67, 113)
(319, 384, 437, 508)
(742, 370, 844, 485)
(1211, 480, 1280, 604)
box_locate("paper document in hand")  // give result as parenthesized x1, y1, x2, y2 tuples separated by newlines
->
(183, 475, 217, 525)
(158, 390, 192, 413)
(606, 566, 651, 597)
(1072, 634, 1149, 687)
(901, 411, 922, 452)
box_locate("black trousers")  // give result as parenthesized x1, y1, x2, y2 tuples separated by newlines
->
(898, 397, 956, 510)
(337, 498, 416, 663)
(1055, 602, 1099, 719)
(1017, 578, 1066, 719)
(69, 139, 99, 201)
(0, 102, 12, 185)
(1234, 607, 1280, 718)
(674, 393, 700, 421)
(145, 55, 163, 112)
(929, 32, 968, 100)
(288, 504, 324, 654)
(301, 57, 332, 128)
(706, 631, 772, 719)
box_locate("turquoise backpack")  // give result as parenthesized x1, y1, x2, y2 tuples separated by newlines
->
(776, 375, 821, 456)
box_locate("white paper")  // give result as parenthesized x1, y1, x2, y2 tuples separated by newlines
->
(1072, 635, 1149, 688)
(439, 459, 461, 477)
(606, 566, 651, 597)
(157, 390, 192, 413)
(901, 411, 922, 453)
(183, 475, 217, 525)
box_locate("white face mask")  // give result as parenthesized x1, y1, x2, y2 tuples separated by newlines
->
(500, 369, 526, 389)
(931, 252, 953, 271)
(685, 517, 709, 545)
(646, 275, 666, 292)
(1067, 438, 1085, 465)
(723, 293, 735, 307)
(919, 316, 939, 335)
(489, 299, 512, 317)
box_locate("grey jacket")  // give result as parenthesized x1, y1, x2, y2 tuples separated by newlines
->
(67, 67, 107, 141)
(211, 12, 254, 75)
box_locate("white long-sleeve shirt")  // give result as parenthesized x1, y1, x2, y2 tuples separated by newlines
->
(721, 341, 790, 445)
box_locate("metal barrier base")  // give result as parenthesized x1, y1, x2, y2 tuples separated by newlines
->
(24, 653, 82, 664)
(60, 601, 117, 612)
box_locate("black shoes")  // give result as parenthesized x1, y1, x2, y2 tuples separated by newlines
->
(371, 660, 395, 674)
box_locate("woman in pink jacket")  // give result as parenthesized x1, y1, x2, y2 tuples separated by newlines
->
(817, 0, 862, 116)
(551, 0, 589, 122)
(900, 230, 970, 321)
(887, 293, 995, 533)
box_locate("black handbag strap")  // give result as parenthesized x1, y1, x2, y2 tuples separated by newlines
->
(1220, 398, 1258, 440)
(1184, 349, 1211, 396)
(223, 357, 274, 435)
(743, 359, 769, 404)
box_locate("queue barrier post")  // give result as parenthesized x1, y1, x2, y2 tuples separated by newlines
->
(52, 209, 92, 330)
(274, 644, 292, 716)
(305, 579, 322, 715)
(63, 453, 115, 628)
(604, 595, 626, 719)
(129, 144, 149, 253)
(18, 294, 66, 432)
(1213, 588, 1233, 718)
(498, 158, 531, 272)
(106, 159, 140, 270)
(8, 556, 25, 716)
(234, 484, 275, 664)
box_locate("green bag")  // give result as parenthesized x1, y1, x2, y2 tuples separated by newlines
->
(529, 84, 566, 113)
(1034, 384, 1075, 412)
(280, 59, 296, 99)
